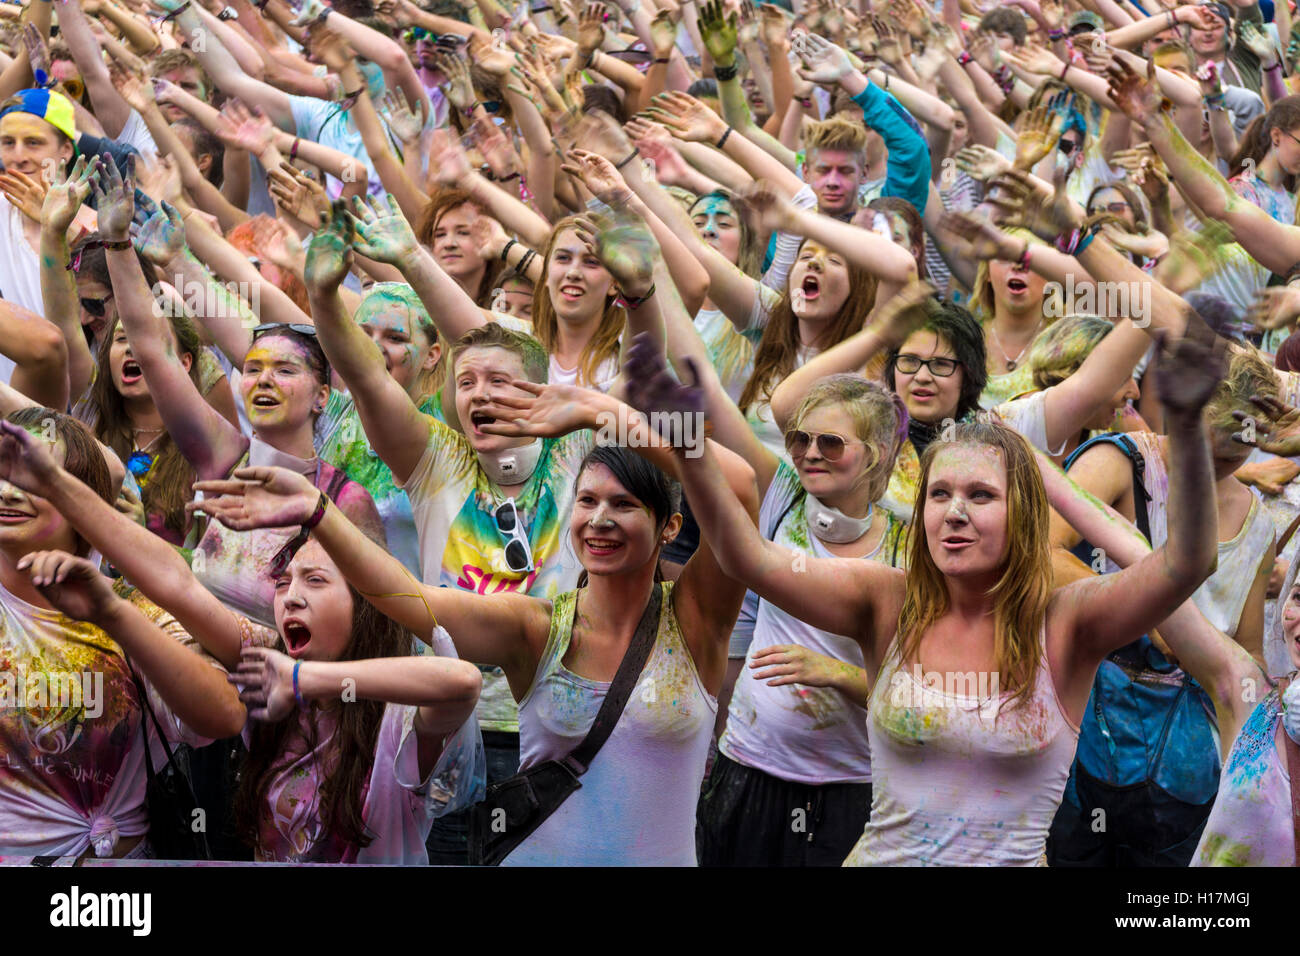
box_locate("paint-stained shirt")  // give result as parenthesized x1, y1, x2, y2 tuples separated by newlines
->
(400, 418, 592, 731)
(0, 579, 221, 859)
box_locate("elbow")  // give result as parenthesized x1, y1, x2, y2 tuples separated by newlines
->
(213, 697, 248, 740)
(27, 319, 68, 370)
(440, 660, 483, 708)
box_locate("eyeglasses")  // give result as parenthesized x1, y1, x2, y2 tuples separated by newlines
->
(785, 430, 866, 462)
(1281, 128, 1300, 149)
(895, 354, 960, 377)
(1058, 138, 1079, 157)
(493, 498, 534, 575)
(251, 322, 318, 339)
(80, 293, 114, 317)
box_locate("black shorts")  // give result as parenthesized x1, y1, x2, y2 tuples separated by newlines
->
(697, 752, 871, 867)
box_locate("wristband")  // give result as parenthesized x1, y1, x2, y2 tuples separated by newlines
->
(619, 283, 655, 309)
(289, 137, 300, 161)
(799, 97, 813, 108)
(518, 249, 538, 275)
(958, 50, 973, 65)
(292, 660, 306, 709)
(1054, 226, 1082, 255)
(501, 237, 518, 262)
(1048, 27, 1067, 41)
(531, 4, 553, 10)
(1017, 242, 1032, 271)
(1166, 9, 1176, 29)
(615, 147, 640, 169)
(715, 125, 733, 149)
(1059, 60, 1071, 81)
(714, 61, 739, 82)
(1073, 225, 1098, 256)
(303, 490, 328, 530)
(498, 170, 521, 182)
(158, 0, 191, 22)
(654, 57, 670, 64)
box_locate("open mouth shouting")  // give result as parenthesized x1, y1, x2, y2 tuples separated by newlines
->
(1005, 275, 1029, 295)
(250, 392, 282, 412)
(801, 274, 822, 302)
(282, 618, 312, 657)
(468, 409, 497, 437)
(120, 359, 144, 387)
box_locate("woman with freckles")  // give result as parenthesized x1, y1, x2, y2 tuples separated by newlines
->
(672, 320, 1226, 866)
(93, 155, 384, 627)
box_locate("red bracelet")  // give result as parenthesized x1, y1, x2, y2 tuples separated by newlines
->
(1059, 60, 1071, 81)
(958, 50, 973, 65)
(1017, 242, 1032, 271)
(303, 490, 329, 530)
(290, 138, 300, 161)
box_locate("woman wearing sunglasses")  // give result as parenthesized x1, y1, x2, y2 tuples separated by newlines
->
(92, 156, 383, 627)
(674, 319, 1226, 865)
(0, 420, 484, 864)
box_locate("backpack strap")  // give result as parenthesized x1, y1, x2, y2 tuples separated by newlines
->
(1065, 432, 1153, 545)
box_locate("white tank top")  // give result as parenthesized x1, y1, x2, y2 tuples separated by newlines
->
(845, 628, 1080, 866)
(1193, 687, 1295, 866)
(504, 582, 717, 866)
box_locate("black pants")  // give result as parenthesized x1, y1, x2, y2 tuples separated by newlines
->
(1046, 765, 1212, 867)
(697, 752, 871, 867)
(425, 731, 521, 865)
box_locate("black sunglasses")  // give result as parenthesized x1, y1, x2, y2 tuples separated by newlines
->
(252, 322, 318, 339)
(80, 293, 114, 317)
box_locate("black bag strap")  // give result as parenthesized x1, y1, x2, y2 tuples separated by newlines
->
(124, 653, 186, 784)
(562, 581, 663, 775)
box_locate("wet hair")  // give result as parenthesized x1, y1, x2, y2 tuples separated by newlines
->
(91, 314, 203, 540)
(884, 299, 988, 421)
(582, 84, 626, 124)
(979, 7, 1028, 45)
(5, 408, 113, 556)
(896, 420, 1052, 710)
(688, 190, 764, 277)
(1204, 345, 1279, 436)
(574, 444, 681, 587)
(1029, 314, 1112, 391)
(173, 117, 225, 188)
(1231, 96, 1300, 191)
(790, 374, 908, 502)
(414, 188, 504, 308)
(739, 238, 879, 414)
(449, 322, 549, 384)
(235, 543, 412, 856)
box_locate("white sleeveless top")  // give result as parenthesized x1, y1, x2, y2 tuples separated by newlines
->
(845, 629, 1080, 866)
(504, 582, 717, 866)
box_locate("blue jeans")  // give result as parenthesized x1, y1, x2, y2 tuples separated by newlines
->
(426, 731, 520, 865)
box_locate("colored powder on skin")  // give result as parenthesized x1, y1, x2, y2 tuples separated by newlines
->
(692, 195, 733, 237)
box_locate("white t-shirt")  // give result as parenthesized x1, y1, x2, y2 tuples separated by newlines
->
(117, 110, 159, 159)
(548, 353, 619, 392)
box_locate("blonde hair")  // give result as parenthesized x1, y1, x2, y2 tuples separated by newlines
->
(971, 227, 1059, 320)
(803, 115, 869, 163)
(789, 374, 906, 503)
(530, 216, 627, 388)
(893, 421, 1053, 710)
(1205, 345, 1279, 435)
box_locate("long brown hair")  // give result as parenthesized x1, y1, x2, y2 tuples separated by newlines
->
(1230, 95, 1300, 190)
(892, 421, 1052, 710)
(414, 188, 506, 308)
(530, 216, 627, 388)
(739, 238, 878, 413)
(234, 574, 413, 857)
(90, 315, 202, 539)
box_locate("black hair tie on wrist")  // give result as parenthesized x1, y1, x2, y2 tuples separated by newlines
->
(615, 148, 640, 169)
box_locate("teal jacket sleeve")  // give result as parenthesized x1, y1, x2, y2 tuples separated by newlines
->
(850, 81, 931, 215)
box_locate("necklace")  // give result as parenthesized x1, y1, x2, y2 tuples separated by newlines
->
(989, 317, 1043, 373)
(132, 426, 166, 453)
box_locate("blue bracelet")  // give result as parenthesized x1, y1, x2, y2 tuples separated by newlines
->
(1074, 225, 1099, 256)
(292, 659, 306, 708)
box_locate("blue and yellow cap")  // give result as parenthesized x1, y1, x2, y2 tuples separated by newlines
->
(0, 88, 77, 144)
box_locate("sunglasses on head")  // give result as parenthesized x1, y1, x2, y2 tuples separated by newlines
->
(251, 322, 318, 340)
(80, 294, 114, 317)
(784, 429, 866, 462)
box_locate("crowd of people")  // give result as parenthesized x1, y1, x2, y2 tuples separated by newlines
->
(0, 0, 1297, 868)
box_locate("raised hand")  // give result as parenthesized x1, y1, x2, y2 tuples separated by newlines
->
(1001, 42, 1064, 78)
(1153, 222, 1230, 295)
(302, 201, 355, 289)
(435, 51, 477, 111)
(644, 90, 728, 143)
(134, 154, 183, 206)
(561, 147, 633, 206)
(22, 22, 51, 88)
(189, 465, 322, 531)
(1107, 58, 1165, 121)
(1153, 316, 1227, 419)
(623, 332, 706, 451)
(985, 167, 1081, 243)
(866, 277, 938, 347)
(0, 418, 63, 496)
(426, 127, 474, 187)
(955, 144, 1011, 183)
(736, 0, 760, 46)
(348, 192, 421, 266)
(268, 162, 329, 229)
(940, 211, 1021, 262)
(214, 99, 277, 155)
(1233, 395, 1300, 457)
(231, 646, 298, 722)
(1014, 92, 1071, 171)
(760, 2, 791, 49)
(477, 379, 598, 438)
(110, 59, 156, 114)
(1238, 20, 1277, 65)
(793, 32, 856, 84)
(650, 9, 678, 58)
(252, 216, 306, 273)
(17, 551, 121, 626)
(135, 201, 188, 266)
(0, 167, 47, 223)
(699, 0, 740, 64)
(379, 88, 425, 144)
(89, 154, 135, 241)
(42, 155, 98, 234)
(472, 116, 521, 178)
(470, 212, 511, 260)
(578, 2, 609, 57)
(731, 179, 798, 233)
(1246, 285, 1300, 332)
(575, 208, 661, 297)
